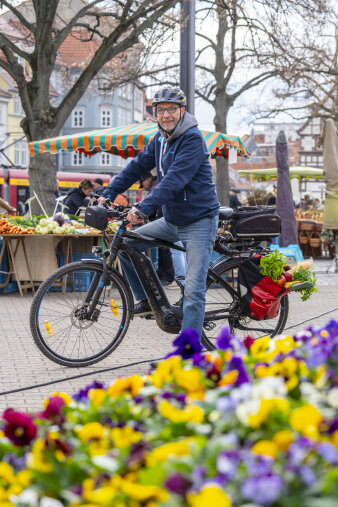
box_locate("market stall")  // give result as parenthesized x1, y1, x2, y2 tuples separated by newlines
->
(0, 216, 101, 296)
(238, 167, 326, 257)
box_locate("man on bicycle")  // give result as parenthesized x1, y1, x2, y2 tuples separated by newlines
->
(98, 86, 219, 339)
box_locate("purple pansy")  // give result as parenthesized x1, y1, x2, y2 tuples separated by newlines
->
(227, 356, 250, 385)
(165, 473, 191, 495)
(241, 474, 284, 505)
(168, 329, 203, 359)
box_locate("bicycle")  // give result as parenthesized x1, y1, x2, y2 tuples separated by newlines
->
(30, 203, 289, 367)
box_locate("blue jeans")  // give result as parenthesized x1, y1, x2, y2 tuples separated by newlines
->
(170, 242, 187, 281)
(118, 216, 218, 338)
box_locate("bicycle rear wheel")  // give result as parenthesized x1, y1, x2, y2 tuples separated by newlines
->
(202, 258, 289, 350)
(30, 261, 133, 367)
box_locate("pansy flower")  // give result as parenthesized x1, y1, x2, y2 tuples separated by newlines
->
(2, 409, 37, 447)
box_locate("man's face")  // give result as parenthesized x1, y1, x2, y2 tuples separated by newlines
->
(93, 182, 100, 190)
(156, 102, 185, 132)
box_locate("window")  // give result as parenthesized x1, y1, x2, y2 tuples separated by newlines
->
(72, 108, 85, 127)
(14, 140, 28, 167)
(101, 152, 112, 165)
(100, 107, 112, 127)
(118, 106, 131, 126)
(300, 155, 306, 163)
(13, 94, 24, 116)
(72, 152, 84, 166)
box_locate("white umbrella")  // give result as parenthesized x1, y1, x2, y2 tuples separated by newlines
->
(320, 118, 338, 271)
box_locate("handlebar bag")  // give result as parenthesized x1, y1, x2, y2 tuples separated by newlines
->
(85, 206, 108, 230)
(237, 255, 289, 320)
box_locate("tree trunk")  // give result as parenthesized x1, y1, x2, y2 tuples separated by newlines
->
(29, 153, 57, 215)
(22, 106, 59, 215)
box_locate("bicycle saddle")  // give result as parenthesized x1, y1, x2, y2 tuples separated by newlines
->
(218, 207, 233, 219)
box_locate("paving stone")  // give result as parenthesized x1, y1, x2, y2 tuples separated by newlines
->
(0, 258, 337, 412)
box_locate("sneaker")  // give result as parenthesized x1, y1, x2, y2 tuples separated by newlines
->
(166, 281, 179, 289)
(133, 299, 152, 317)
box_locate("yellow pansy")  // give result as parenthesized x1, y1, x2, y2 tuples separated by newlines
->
(84, 486, 117, 506)
(0, 463, 15, 484)
(314, 366, 327, 389)
(28, 438, 53, 473)
(255, 365, 270, 378)
(110, 426, 142, 448)
(78, 422, 106, 443)
(218, 370, 238, 386)
(175, 368, 203, 392)
(251, 440, 278, 459)
(147, 439, 192, 465)
(273, 430, 294, 451)
(107, 375, 143, 398)
(159, 400, 204, 423)
(88, 389, 108, 407)
(151, 356, 182, 388)
(290, 404, 323, 439)
(120, 480, 168, 502)
(285, 376, 299, 392)
(248, 398, 290, 428)
(250, 336, 271, 359)
(0, 430, 4, 438)
(187, 483, 232, 507)
(45, 391, 72, 407)
(281, 357, 298, 376)
(299, 360, 309, 377)
(331, 430, 338, 447)
(274, 335, 295, 354)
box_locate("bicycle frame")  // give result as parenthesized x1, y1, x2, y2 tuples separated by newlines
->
(85, 214, 269, 335)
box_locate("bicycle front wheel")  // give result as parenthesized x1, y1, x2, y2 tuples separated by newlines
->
(30, 261, 133, 367)
(202, 258, 289, 350)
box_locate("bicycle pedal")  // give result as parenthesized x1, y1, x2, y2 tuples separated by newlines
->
(142, 314, 155, 320)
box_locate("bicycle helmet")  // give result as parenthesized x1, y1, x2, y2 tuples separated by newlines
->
(152, 86, 187, 107)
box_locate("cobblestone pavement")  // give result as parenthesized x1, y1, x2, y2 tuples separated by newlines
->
(0, 258, 337, 413)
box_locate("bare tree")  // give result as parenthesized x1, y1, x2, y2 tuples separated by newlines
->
(194, 0, 334, 205)
(0, 0, 178, 212)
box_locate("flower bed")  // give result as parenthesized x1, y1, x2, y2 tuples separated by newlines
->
(1, 322, 338, 506)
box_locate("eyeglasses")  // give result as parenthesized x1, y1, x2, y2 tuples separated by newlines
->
(156, 106, 181, 115)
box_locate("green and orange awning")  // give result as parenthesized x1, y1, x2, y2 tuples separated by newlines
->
(28, 121, 251, 159)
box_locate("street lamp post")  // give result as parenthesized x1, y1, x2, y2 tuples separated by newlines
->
(180, 0, 195, 114)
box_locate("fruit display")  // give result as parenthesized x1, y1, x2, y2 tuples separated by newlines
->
(35, 216, 76, 235)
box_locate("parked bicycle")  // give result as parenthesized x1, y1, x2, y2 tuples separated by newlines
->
(30, 202, 289, 367)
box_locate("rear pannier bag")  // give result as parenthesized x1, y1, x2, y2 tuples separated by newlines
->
(85, 206, 108, 231)
(231, 206, 281, 240)
(237, 255, 289, 320)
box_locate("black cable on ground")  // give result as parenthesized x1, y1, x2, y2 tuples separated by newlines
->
(0, 357, 164, 397)
(1, 307, 338, 398)
(283, 306, 338, 331)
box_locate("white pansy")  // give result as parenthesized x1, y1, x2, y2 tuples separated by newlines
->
(252, 377, 287, 400)
(236, 398, 261, 425)
(327, 387, 338, 408)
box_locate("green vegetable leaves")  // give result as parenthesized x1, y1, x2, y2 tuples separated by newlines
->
(260, 250, 287, 281)
(292, 267, 318, 301)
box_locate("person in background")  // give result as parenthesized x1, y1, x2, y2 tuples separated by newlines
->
(64, 179, 94, 215)
(93, 178, 105, 196)
(229, 188, 242, 208)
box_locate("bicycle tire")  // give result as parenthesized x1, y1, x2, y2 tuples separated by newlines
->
(30, 261, 133, 367)
(201, 258, 289, 350)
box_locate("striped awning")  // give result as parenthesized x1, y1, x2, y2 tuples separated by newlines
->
(28, 121, 251, 159)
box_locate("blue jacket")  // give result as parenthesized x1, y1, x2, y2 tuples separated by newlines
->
(102, 113, 219, 226)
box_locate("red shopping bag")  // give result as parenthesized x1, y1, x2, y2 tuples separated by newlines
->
(237, 256, 289, 320)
